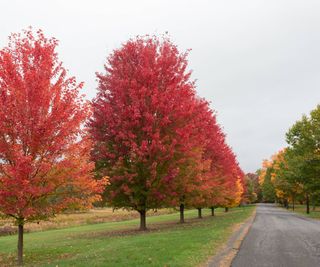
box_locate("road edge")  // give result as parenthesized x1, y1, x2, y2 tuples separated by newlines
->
(206, 207, 257, 267)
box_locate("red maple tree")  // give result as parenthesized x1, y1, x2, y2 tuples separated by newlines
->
(185, 102, 245, 216)
(0, 29, 104, 265)
(166, 98, 219, 222)
(90, 36, 205, 230)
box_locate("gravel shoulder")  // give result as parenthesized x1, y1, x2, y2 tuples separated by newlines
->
(207, 208, 256, 267)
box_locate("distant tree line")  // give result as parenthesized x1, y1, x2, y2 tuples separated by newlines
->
(259, 105, 320, 213)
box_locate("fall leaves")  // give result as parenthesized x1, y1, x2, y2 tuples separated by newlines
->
(0, 29, 244, 264)
(0, 29, 104, 222)
(0, 30, 245, 224)
(89, 35, 245, 229)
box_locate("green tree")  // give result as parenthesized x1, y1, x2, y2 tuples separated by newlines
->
(271, 149, 303, 210)
(261, 167, 276, 202)
(244, 173, 259, 203)
(286, 105, 320, 213)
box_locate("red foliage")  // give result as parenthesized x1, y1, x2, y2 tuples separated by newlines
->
(0, 29, 104, 224)
(90, 35, 245, 221)
(90, 36, 203, 215)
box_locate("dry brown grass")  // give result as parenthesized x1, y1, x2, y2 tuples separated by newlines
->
(0, 208, 175, 235)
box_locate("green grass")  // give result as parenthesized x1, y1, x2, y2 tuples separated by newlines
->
(284, 204, 320, 219)
(0, 206, 255, 267)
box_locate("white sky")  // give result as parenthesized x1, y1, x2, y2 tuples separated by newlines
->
(1, 0, 320, 173)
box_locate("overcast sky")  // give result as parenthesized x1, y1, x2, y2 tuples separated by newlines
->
(1, 0, 320, 173)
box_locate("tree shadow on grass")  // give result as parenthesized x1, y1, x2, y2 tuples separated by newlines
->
(77, 213, 229, 240)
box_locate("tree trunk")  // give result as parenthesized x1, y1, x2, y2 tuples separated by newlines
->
(306, 194, 310, 214)
(312, 196, 316, 211)
(211, 207, 215, 216)
(17, 223, 23, 266)
(179, 203, 185, 223)
(197, 208, 202, 219)
(225, 207, 229, 212)
(138, 210, 147, 230)
(292, 195, 295, 211)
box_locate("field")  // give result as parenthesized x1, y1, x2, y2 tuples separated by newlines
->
(0, 208, 174, 235)
(0, 206, 255, 267)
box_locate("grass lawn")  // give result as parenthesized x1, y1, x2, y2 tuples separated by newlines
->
(283, 204, 320, 219)
(0, 206, 255, 267)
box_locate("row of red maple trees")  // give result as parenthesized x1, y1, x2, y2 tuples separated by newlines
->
(0, 29, 244, 265)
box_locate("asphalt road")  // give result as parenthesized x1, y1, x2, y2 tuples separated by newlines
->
(232, 203, 320, 267)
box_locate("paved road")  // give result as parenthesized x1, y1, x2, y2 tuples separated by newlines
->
(232, 203, 320, 267)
